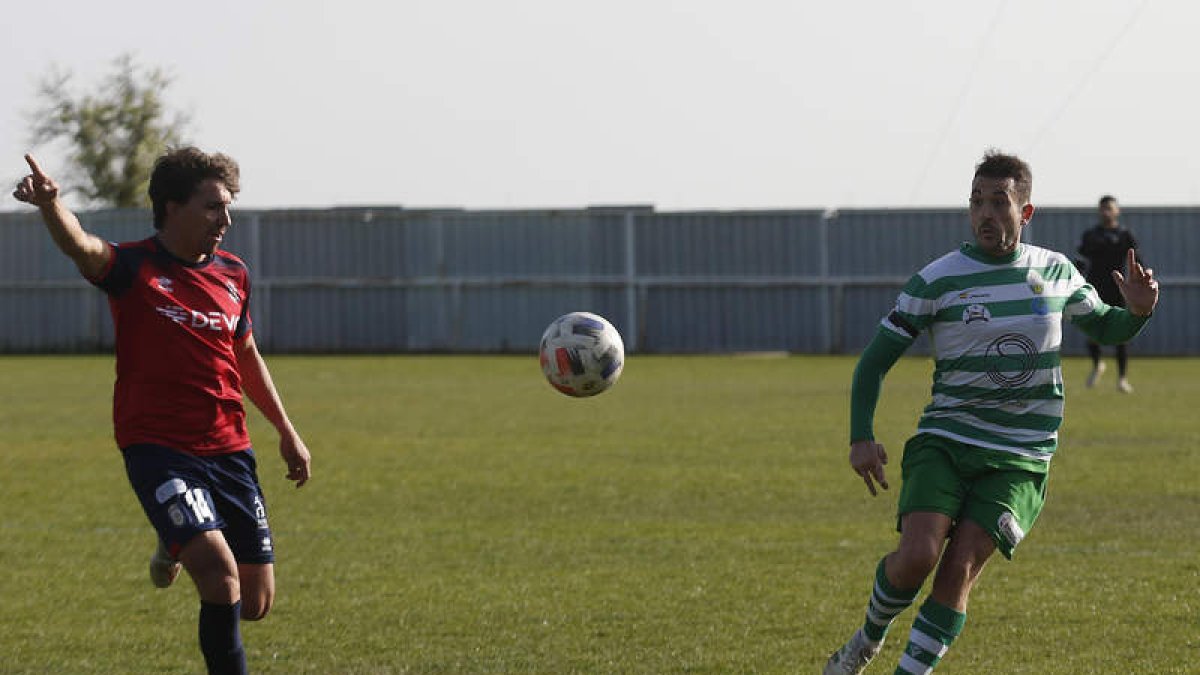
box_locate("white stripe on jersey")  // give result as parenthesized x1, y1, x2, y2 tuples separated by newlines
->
(895, 292, 936, 316)
(931, 315, 1064, 361)
(915, 426, 1055, 460)
(929, 392, 1064, 419)
(932, 366, 1061, 391)
(933, 279, 1077, 308)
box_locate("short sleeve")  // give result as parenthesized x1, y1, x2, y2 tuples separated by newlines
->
(881, 273, 934, 341)
(88, 242, 138, 296)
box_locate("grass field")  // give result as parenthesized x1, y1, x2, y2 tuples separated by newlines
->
(0, 354, 1196, 674)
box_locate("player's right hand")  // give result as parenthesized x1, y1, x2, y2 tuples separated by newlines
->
(849, 439, 889, 496)
(12, 154, 59, 206)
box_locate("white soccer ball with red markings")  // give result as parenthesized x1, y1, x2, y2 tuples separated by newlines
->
(539, 312, 625, 397)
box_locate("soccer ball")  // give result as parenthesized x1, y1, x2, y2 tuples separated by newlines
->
(539, 312, 625, 397)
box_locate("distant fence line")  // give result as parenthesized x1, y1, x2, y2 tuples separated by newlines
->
(1, 205, 1197, 354)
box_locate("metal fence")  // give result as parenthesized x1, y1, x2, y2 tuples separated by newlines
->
(1, 205, 1196, 354)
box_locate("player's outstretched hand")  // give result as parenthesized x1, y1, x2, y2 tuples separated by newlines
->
(1113, 248, 1159, 317)
(849, 439, 889, 496)
(280, 431, 312, 488)
(12, 154, 60, 206)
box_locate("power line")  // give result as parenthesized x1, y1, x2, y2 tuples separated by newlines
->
(908, 0, 1009, 204)
(1026, 0, 1151, 152)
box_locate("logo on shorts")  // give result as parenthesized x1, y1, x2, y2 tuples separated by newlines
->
(155, 478, 188, 504)
(168, 503, 187, 527)
(998, 511, 1026, 547)
(253, 495, 269, 530)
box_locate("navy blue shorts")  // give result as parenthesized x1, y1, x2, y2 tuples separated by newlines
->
(123, 444, 275, 564)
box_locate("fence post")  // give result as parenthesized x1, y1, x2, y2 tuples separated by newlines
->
(820, 209, 835, 353)
(623, 209, 639, 353)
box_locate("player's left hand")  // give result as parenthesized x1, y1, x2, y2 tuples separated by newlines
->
(279, 430, 312, 487)
(1113, 248, 1158, 317)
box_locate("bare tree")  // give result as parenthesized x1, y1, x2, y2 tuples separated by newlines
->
(30, 53, 188, 207)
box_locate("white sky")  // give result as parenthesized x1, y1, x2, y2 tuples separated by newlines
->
(3, 0, 1197, 211)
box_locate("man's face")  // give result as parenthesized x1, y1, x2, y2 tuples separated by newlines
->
(164, 178, 233, 260)
(1100, 200, 1120, 227)
(969, 176, 1033, 256)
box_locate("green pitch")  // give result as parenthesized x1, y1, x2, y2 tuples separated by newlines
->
(0, 355, 1195, 673)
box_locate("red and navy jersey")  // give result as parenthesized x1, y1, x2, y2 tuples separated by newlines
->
(88, 236, 254, 456)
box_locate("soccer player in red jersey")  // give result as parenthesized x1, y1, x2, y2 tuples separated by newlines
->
(13, 149, 312, 674)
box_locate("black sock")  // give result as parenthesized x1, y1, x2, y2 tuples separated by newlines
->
(1116, 344, 1129, 377)
(199, 601, 247, 675)
(1087, 342, 1101, 366)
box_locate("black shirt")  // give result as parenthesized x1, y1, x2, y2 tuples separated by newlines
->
(1077, 223, 1139, 305)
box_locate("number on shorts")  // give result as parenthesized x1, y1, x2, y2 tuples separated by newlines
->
(184, 488, 216, 523)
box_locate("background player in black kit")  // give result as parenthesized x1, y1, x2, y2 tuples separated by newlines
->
(1077, 195, 1142, 392)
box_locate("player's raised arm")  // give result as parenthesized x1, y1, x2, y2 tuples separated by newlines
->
(12, 154, 111, 279)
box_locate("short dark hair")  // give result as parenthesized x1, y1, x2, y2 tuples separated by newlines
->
(1099, 194, 1118, 207)
(148, 147, 240, 229)
(974, 150, 1032, 203)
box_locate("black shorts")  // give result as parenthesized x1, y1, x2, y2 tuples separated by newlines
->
(123, 444, 275, 564)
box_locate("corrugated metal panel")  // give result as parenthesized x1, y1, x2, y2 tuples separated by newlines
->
(829, 209, 966, 276)
(438, 210, 626, 276)
(640, 287, 827, 353)
(454, 287, 627, 351)
(841, 285, 933, 356)
(636, 210, 825, 276)
(1, 206, 1196, 354)
(0, 288, 96, 351)
(0, 215, 58, 281)
(264, 286, 409, 352)
(1029, 207, 1200, 275)
(254, 208, 414, 279)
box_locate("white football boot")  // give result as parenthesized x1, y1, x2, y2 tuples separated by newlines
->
(149, 539, 181, 589)
(823, 628, 881, 675)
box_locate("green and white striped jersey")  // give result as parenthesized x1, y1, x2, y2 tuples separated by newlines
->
(881, 242, 1102, 465)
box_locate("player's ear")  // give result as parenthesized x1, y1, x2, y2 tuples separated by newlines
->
(1021, 203, 1035, 223)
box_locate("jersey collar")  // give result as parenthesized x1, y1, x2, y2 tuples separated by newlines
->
(152, 235, 214, 269)
(960, 242, 1024, 265)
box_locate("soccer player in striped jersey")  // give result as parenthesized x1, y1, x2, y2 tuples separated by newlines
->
(13, 150, 312, 675)
(822, 151, 1158, 675)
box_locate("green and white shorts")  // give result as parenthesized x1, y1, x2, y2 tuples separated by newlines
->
(897, 433, 1048, 559)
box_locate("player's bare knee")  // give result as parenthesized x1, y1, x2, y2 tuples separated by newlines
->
(193, 572, 240, 605)
(889, 542, 940, 586)
(944, 545, 987, 581)
(240, 596, 272, 621)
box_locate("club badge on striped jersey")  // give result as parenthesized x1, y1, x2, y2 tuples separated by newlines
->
(1026, 270, 1045, 294)
(963, 304, 991, 324)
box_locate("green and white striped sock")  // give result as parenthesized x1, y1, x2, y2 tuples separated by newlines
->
(894, 598, 966, 674)
(861, 557, 920, 643)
